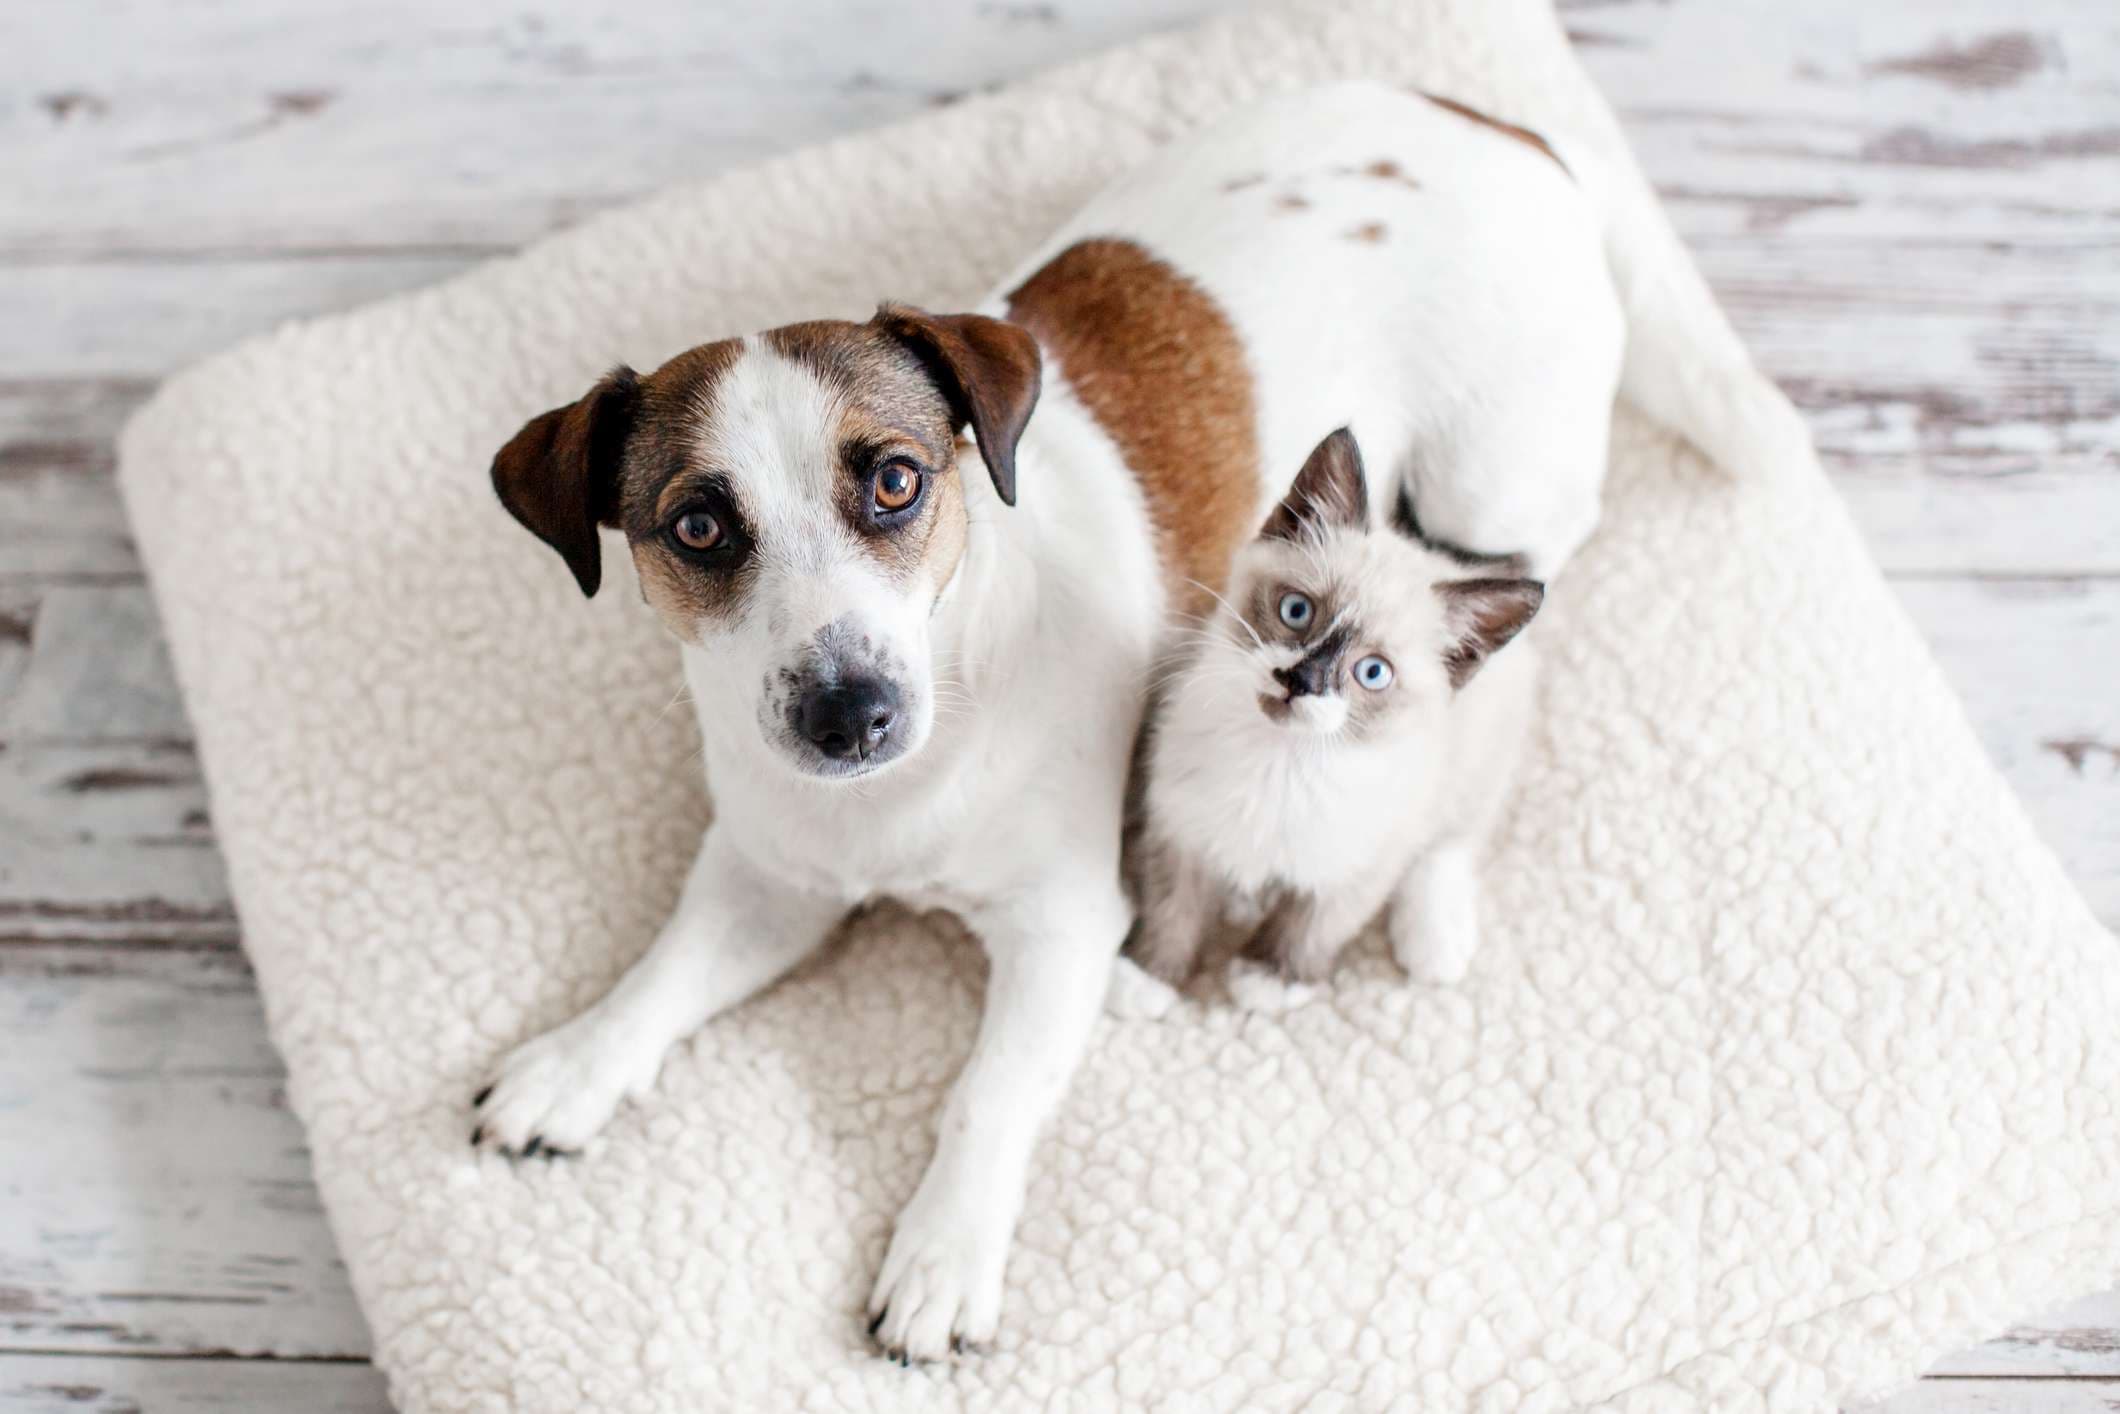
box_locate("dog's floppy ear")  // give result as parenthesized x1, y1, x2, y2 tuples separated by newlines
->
(1435, 577, 1543, 688)
(490, 367, 640, 597)
(1263, 427, 1368, 541)
(873, 304, 1041, 506)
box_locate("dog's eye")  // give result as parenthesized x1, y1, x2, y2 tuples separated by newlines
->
(1354, 655, 1394, 691)
(873, 461, 923, 514)
(671, 511, 724, 552)
(1278, 592, 1314, 630)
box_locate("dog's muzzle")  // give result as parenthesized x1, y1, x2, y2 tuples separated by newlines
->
(795, 674, 901, 763)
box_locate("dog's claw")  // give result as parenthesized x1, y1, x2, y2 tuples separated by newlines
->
(472, 1084, 494, 1107)
(521, 1136, 544, 1159)
(866, 1310, 885, 1337)
(469, 1126, 484, 1147)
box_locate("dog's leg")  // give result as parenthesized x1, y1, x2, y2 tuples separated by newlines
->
(867, 877, 1124, 1361)
(471, 828, 840, 1156)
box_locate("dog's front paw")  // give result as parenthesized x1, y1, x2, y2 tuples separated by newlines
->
(469, 1010, 657, 1158)
(1225, 958, 1318, 1014)
(867, 1174, 1009, 1363)
(1105, 955, 1180, 1020)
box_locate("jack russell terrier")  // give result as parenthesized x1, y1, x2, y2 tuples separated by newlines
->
(478, 80, 1794, 1361)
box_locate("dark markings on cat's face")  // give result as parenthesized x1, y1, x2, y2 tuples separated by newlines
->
(1225, 430, 1540, 738)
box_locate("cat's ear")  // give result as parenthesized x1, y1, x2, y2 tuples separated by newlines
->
(1263, 427, 1368, 540)
(1436, 577, 1543, 688)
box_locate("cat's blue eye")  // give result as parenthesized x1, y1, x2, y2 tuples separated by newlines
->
(1354, 655, 1394, 690)
(1278, 592, 1314, 629)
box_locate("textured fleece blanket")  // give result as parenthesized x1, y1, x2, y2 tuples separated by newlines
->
(115, 0, 2120, 1409)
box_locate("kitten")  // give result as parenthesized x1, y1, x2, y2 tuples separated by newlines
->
(1113, 428, 1543, 1017)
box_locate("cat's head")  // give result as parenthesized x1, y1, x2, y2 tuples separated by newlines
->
(1204, 428, 1544, 740)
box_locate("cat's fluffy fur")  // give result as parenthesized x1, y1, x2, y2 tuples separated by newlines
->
(1116, 430, 1542, 1016)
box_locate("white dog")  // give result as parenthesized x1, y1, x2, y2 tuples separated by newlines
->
(478, 81, 1793, 1360)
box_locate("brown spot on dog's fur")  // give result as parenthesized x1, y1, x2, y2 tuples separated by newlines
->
(1345, 221, 1388, 244)
(1359, 158, 1420, 189)
(1274, 193, 1311, 212)
(1005, 239, 1260, 621)
(1422, 93, 1570, 177)
(1221, 173, 1266, 193)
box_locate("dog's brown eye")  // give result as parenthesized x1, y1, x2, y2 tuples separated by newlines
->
(873, 462, 922, 513)
(672, 511, 723, 552)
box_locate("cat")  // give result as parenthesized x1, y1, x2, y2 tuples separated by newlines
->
(1112, 428, 1544, 1017)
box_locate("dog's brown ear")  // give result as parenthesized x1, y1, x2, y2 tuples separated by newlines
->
(490, 367, 640, 597)
(1435, 577, 1543, 688)
(874, 304, 1041, 506)
(1263, 427, 1368, 541)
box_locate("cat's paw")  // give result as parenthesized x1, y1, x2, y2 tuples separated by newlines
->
(1106, 956, 1180, 1020)
(1225, 958, 1318, 1014)
(1390, 859, 1479, 985)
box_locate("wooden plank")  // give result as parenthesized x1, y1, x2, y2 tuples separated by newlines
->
(0, 258, 471, 381)
(1, 585, 187, 743)
(0, 381, 150, 581)
(0, 580, 230, 945)
(0, 945, 367, 1357)
(1933, 1289, 2120, 1377)
(2, 0, 2112, 256)
(0, 740, 233, 947)
(1861, 1381, 2120, 1414)
(1570, 0, 2120, 243)
(0, 0, 1220, 258)
(0, 1354, 386, 1413)
(1895, 577, 2120, 929)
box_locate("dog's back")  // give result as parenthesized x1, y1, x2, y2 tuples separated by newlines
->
(996, 80, 1625, 579)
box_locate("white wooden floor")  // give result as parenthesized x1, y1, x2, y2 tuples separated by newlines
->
(2, 1, 2115, 1409)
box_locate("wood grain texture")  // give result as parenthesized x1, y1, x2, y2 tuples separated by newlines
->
(0, 0, 2115, 1404)
(0, 946, 368, 1358)
(0, 1355, 387, 1413)
(1860, 1382, 2120, 1414)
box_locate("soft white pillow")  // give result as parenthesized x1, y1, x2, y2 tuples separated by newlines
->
(117, 0, 2119, 1409)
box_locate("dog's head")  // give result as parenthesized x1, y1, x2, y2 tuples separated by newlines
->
(491, 306, 1041, 782)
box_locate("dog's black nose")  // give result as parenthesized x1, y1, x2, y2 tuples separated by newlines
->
(798, 677, 900, 760)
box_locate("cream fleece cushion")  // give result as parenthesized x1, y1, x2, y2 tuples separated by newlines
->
(116, 0, 2119, 1409)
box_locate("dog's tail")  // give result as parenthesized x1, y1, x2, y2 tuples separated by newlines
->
(1552, 133, 1815, 482)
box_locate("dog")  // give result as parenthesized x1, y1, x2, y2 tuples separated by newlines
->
(475, 80, 1795, 1360)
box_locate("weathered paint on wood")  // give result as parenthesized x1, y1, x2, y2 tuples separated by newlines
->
(0, 945, 369, 1357)
(0, 1355, 387, 1414)
(1860, 1381, 2120, 1414)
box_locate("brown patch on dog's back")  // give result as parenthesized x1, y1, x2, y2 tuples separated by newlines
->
(1345, 221, 1388, 244)
(1422, 93, 1571, 176)
(1221, 173, 1266, 193)
(1005, 239, 1259, 620)
(1274, 192, 1311, 212)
